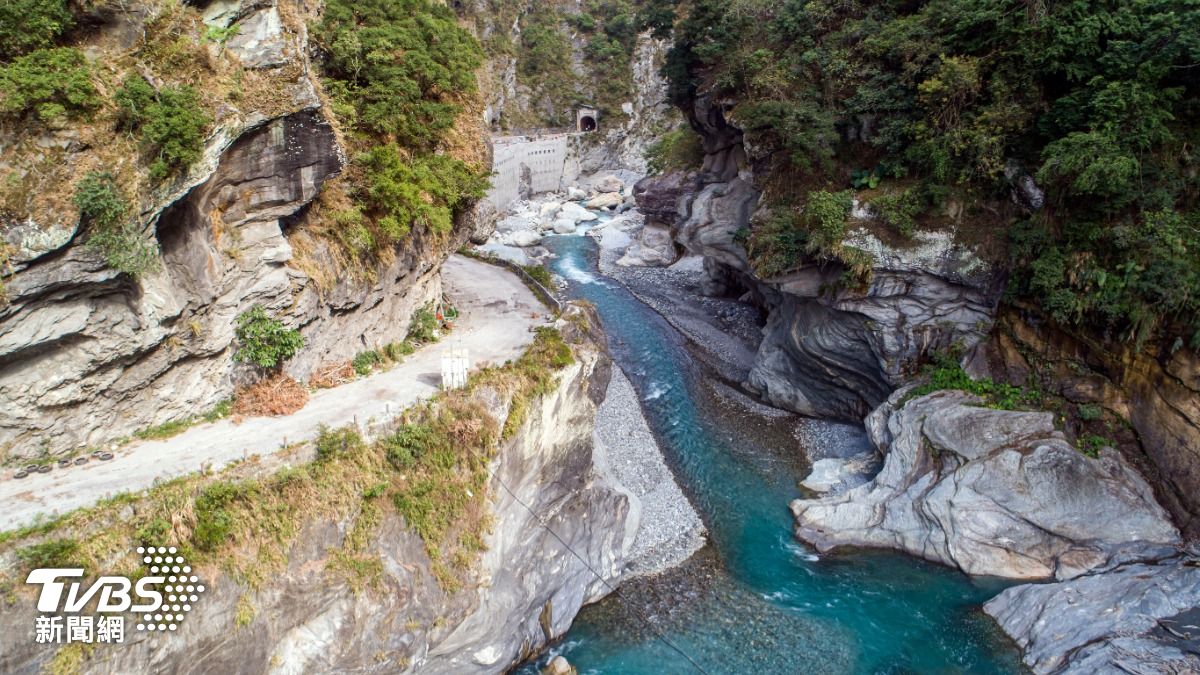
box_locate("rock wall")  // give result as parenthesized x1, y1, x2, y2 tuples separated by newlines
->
(0, 102, 465, 460)
(0, 1, 491, 461)
(634, 98, 1003, 421)
(791, 388, 1181, 580)
(968, 308, 1200, 539)
(0, 327, 639, 674)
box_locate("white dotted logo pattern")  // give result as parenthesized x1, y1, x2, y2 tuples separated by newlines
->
(133, 546, 206, 632)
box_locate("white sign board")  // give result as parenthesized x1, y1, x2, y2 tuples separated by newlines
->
(441, 348, 470, 390)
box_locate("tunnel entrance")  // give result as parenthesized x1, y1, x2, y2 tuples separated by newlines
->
(576, 107, 598, 132)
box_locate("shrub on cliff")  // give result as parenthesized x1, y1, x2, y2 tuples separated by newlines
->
(314, 0, 482, 149)
(0, 0, 73, 61)
(357, 144, 488, 241)
(233, 305, 305, 371)
(0, 47, 99, 124)
(74, 171, 160, 277)
(115, 76, 212, 180)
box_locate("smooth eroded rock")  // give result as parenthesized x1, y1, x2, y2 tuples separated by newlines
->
(791, 389, 1181, 579)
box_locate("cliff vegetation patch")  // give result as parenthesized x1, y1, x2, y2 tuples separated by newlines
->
(659, 0, 1200, 349)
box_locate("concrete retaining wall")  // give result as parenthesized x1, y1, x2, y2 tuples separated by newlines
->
(485, 133, 584, 212)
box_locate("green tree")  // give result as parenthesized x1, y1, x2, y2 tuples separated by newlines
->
(233, 305, 305, 370)
(74, 171, 159, 277)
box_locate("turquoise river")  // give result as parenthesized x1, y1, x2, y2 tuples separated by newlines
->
(518, 229, 1026, 674)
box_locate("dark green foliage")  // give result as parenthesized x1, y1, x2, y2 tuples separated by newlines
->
(15, 538, 79, 569)
(0, 47, 99, 123)
(352, 350, 383, 376)
(645, 127, 704, 175)
(232, 305, 304, 370)
(313, 0, 482, 148)
(192, 480, 258, 551)
(381, 423, 437, 470)
(74, 171, 128, 231)
(0, 0, 74, 61)
(115, 77, 212, 180)
(661, 0, 1200, 348)
(1077, 403, 1103, 422)
(405, 303, 440, 344)
(1077, 434, 1113, 459)
(872, 188, 922, 238)
(74, 171, 160, 277)
(135, 518, 172, 547)
(357, 145, 488, 241)
(906, 351, 1040, 411)
(748, 190, 867, 279)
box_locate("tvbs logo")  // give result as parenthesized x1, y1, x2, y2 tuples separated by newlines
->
(26, 547, 206, 644)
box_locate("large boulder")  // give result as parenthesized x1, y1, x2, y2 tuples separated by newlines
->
(557, 202, 598, 224)
(509, 230, 543, 247)
(585, 192, 623, 210)
(985, 554, 1200, 673)
(226, 7, 289, 69)
(616, 223, 677, 267)
(593, 174, 624, 193)
(791, 388, 1181, 580)
(552, 219, 577, 235)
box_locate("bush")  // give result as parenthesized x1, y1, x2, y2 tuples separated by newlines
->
(747, 190, 856, 278)
(1077, 403, 1103, 422)
(192, 480, 257, 551)
(315, 425, 365, 461)
(115, 76, 212, 180)
(351, 350, 382, 376)
(313, 0, 482, 148)
(357, 145, 488, 241)
(905, 352, 1040, 411)
(522, 264, 553, 288)
(381, 423, 437, 470)
(0, 47, 99, 123)
(0, 0, 74, 60)
(233, 305, 304, 370)
(74, 171, 160, 277)
(405, 303, 439, 344)
(872, 188, 922, 238)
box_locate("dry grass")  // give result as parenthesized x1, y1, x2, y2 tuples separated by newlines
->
(232, 373, 310, 417)
(309, 361, 356, 389)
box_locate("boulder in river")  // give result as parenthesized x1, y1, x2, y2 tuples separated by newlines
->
(552, 219, 577, 234)
(558, 202, 599, 223)
(985, 552, 1200, 673)
(510, 230, 543, 247)
(791, 388, 1181, 580)
(586, 192, 624, 210)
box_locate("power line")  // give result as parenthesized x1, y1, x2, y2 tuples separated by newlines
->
(487, 466, 710, 672)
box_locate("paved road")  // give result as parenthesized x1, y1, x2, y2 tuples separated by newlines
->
(0, 255, 549, 531)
